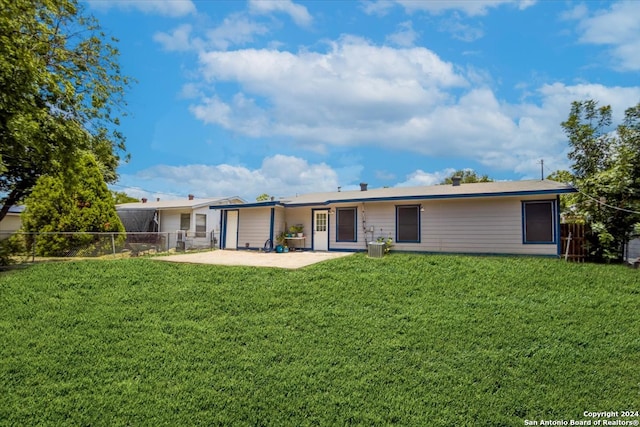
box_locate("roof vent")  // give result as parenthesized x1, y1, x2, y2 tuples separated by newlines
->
(188, 194, 194, 200)
(141, 198, 148, 203)
(452, 176, 462, 187)
(360, 182, 368, 191)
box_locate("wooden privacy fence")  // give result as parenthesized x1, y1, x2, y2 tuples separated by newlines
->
(561, 223, 587, 262)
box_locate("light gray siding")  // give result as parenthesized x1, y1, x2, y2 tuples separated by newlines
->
(327, 196, 558, 256)
(274, 206, 286, 237)
(161, 207, 220, 249)
(329, 203, 368, 251)
(283, 207, 311, 249)
(238, 207, 272, 249)
(419, 197, 553, 255)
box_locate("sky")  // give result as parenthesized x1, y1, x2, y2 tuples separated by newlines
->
(85, 0, 640, 202)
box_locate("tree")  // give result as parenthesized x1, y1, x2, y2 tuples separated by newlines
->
(112, 190, 139, 204)
(440, 169, 493, 185)
(256, 193, 272, 201)
(21, 153, 125, 256)
(547, 170, 580, 218)
(561, 100, 640, 261)
(0, 0, 131, 222)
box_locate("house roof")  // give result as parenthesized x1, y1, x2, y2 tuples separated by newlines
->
(283, 179, 576, 206)
(117, 196, 245, 211)
(211, 180, 575, 209)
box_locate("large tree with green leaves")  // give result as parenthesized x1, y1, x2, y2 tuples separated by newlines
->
(112, 190, 139, 205)
(0, 0, 130, 222)
(547, 169, 580, 219)
(440, 169, 493, 185)
(21, 153, 125, 256)
(561, 100, 640, 261)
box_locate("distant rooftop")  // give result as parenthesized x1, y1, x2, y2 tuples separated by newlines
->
(7, 205, 25, 214)
(117, 195, 245, 210)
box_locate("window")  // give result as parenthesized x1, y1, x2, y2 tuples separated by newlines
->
(195, 214, 206, 238)
(522, 200, 556, 244)
(315, 212, 327, 232)
(180, 213, 190, 231)
(336, 208, 356, 242)
(396, 205, 420, 242)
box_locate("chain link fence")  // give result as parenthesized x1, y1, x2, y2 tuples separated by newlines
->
(0, 231, 219, 264)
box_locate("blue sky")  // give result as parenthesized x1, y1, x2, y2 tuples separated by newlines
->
(85, 0, 640, 202)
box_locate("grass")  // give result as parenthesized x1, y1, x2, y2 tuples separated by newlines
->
(0, 254, 638, 426)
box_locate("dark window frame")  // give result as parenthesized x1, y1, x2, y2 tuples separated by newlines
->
(336, 207, 357, 242)
(195, 214, 206, 238)
(522, 200, 556, 244)
(396, 205, 421, 243)
(180, 213, 191, 231)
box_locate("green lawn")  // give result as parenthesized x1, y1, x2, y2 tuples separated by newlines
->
(1, 254, 638, 426)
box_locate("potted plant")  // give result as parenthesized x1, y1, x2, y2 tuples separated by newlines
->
(376, 236, 393, 254)
(276, 231, 286, 253)
(291, 224, 304, 237)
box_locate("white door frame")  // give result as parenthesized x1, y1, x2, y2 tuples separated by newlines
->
(313, 209, 329, 251)
(224, 210, 239, 250)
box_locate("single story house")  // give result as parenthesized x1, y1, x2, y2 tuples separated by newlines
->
(211, 179, 577, 257)
(0, 205, 24, 236)
(117, 194, 245, 250)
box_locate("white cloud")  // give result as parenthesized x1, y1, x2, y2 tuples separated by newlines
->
(117, 155, 340, 202)
(179, 83, 202, 99)
(206, 13, 270, 50)
(195, 38, 468, 135)
(361, 0, 396, 16)
(362, 0, 535, 17)
(154, 15, 270, 52)
(396, 168, 457, 187)
(393, 0, 534, 16)
(560, 4, 588, 21)
(248, 0, 313, 27)
(190, 94, 270, 138)
(187, 36, 640, 180)
(571, 1, 640, 71)
(88, 0, 196, 17)
(153, 24, 194, 51)
(438, 15, 485, 42)
(386, 21, 419, 47)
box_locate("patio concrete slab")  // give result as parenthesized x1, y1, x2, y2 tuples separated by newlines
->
(154, 249, 354, 269)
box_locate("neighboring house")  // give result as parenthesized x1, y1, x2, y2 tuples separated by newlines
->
(211, 180, 576, 256)
(0, 205, 24, 236)
(117, 194, 245, 250)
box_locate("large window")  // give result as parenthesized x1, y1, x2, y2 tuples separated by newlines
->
(195, 214, 206, 238)
(396, 205, 420, 242)
(336, 207, 357, 242)
(180, 213, 190, 231)
(522, 200, 556, 244)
